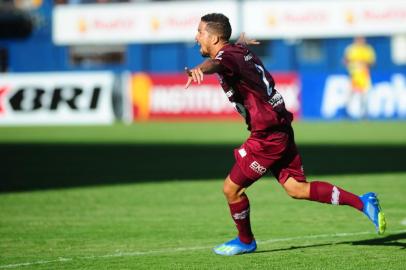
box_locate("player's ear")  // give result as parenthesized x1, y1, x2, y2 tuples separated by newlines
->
(212, 35, 220, 45)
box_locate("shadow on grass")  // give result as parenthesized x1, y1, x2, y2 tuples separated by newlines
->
(1, 143, 405, 192)
(351, 232, 406, 249)
(255, 232, 406, 254)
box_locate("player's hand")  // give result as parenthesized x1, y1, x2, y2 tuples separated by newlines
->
(236, 32, 260, 46)
(184, 67, 204, 89)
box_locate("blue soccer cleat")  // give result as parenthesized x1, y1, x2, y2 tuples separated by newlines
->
(360, 192, 386, 234)
(213, 237, 257, 256)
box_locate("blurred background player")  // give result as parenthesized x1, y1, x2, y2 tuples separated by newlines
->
(343, 36, 376, 118)
(185, 13, 386, 256)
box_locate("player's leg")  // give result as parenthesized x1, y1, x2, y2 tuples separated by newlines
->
(275, 134, 386, 234)
(214, 135, 282, 256)
(213, 166, 257, 256)
(282, 177, 386, 234)
(222, 174, 254, 244)
(282, 177, 363, 210)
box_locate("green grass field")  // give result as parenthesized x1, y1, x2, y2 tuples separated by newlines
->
(1, 121, 406, 269)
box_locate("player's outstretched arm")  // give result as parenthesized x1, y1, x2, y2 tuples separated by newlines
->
(185, 59, 221, 89)
(235, 32, 260, 46)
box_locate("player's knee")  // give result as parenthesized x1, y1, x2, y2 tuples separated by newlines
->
(223, 184, 243, 203)
(284, 180, 310, 199)
(222, 184, 237, 199)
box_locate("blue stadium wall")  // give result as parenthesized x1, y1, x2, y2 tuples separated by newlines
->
(3, 35, 404, 75)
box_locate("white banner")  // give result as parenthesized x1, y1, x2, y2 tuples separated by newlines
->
(53, 0, 406, 44)
(53, 1, 238, 45)
(243, 0, 406, 39)
(0, 72, 115, 125)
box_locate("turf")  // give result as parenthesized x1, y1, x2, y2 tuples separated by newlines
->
(1, 175, 406, 269)
(0, 121, 405, 145)
(1, 121, 406, 269)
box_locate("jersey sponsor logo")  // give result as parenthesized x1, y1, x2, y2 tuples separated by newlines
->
(225, 89, 235, 98)
(244, 53, 253, 62)
(268, 91, 285, 108)
(249, 161, 267, 175)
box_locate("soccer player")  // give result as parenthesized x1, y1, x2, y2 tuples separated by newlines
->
(343, 36, 376, 118)
(185, 13, 386, 256)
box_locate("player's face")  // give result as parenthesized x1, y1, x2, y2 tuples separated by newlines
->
(195, 21, 212, 57)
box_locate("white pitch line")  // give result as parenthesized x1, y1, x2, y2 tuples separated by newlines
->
(0, 258, 73, 269)
(1, 229, 405, 269)
(258, 230, 383, 245)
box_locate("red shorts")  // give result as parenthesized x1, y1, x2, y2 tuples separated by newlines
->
(229, 128, 306, 187)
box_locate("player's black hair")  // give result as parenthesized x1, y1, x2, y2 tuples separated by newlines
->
(201, 13, 232, 41)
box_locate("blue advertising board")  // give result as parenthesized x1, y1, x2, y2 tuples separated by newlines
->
(301, 72, 406, 120)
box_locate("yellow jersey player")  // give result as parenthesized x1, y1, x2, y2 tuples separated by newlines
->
(344, 37, 376, 118)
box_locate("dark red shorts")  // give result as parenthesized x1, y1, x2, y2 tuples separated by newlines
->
(229, 128, 306, 187)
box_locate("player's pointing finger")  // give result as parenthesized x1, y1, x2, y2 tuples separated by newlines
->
(185, 77, 192, 89)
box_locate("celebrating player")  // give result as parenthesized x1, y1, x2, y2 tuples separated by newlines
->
(185, 13, 386, 256)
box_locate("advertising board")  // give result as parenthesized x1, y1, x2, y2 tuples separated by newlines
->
(243, 0, 406, 39)
(53, 1, 406, 44)
(129, 72, 301, 121)
(53, 1, 238, 44)
(0, 72, 115, 125)
(302, 72, 406, 119)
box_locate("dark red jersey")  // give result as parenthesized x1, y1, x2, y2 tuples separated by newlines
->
(215, 43, 293, 132)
